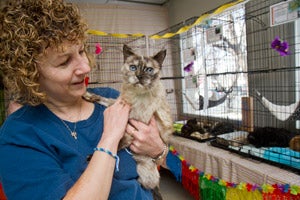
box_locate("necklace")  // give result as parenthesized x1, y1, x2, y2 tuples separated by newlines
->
(60, 119, 78, 139)
(59, 101, 82, 140)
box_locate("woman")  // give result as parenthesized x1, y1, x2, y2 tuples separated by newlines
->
(0, 0, 166, 199)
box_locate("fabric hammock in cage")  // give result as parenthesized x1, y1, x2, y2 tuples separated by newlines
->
(183, 92, 228, 110)
(255, 90, 300, 121)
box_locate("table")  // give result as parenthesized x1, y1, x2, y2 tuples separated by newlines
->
(167, 135, 300, 186)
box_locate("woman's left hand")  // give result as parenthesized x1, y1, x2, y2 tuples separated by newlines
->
(127, 116, 165, 158)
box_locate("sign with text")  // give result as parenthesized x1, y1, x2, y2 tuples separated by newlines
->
(270, 0, 300, 27)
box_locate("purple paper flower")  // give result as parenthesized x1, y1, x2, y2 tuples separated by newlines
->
(184, 61, 194, 72)
(271, 36, 290, 56)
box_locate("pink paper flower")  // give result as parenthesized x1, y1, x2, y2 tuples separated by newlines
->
(95, 43, 102, 55)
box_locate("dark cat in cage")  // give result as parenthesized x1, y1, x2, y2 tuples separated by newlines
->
(210, 121, 235, 136)
(181, 118, 205, 136)
(180, 119, 235, 137)
(247, 127, 297, 148)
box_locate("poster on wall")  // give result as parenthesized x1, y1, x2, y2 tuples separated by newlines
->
(206, 25, 223, 44)
(270, 0, 300, 27)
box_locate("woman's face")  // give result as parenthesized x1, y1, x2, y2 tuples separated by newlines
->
(37, 41, 91, 104)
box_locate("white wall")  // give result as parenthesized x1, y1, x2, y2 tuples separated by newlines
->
(168, 0, 234, 26)
(1, 0, 238, 33)
(75, 3, 169, 35)
(70, 0, 239, 35)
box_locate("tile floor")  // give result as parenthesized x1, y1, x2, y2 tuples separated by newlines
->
(159, 168, 194, 200)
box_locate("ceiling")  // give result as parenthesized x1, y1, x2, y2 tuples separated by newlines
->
(68, 0, 169, 6)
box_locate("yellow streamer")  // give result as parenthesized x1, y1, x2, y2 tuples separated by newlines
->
(87, 0, 245, 39)
(193, 13, 210, 26)
(87, 29, 144, 38)
(88, 29, 108, 36)
(214, 0, 244, 15)
(150, 0, 246, 39)
(160, 33, 177, 39)
(131, 33, 145, 37)
(110, 33, 130, 38)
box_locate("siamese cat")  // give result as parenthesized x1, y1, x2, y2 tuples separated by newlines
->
(83, 44, 173, 191)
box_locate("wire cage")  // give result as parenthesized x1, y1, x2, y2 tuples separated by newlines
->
(86, 34, 148, 91)
(0, 0, 299, 173)
(149, 0, 300, 173)
(84, 0, 300, 173)
(148, 3, 249, 141)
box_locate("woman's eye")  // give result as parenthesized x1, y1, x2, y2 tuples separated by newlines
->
(60, 57, 71, 66)
(79, 50, 85, 55)
(144, 67, 153, 73)
(129, 65, 137, 71)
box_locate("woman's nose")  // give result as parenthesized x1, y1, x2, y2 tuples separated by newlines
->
(75, 56, 91, 74)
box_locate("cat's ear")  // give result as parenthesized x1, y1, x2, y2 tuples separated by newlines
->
(123, 44, 135, 62)
(153, 49, 166, 67)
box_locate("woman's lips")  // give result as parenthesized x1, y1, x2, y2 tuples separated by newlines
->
(72, 80, 85, 86)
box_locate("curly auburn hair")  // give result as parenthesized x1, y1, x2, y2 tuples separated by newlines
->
(0, 0, 89, 106)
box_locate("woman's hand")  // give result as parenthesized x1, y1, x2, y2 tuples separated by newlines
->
(101, 98, 131, 145)
(67, 98, 131, 200)
(127, 116, 165, 159)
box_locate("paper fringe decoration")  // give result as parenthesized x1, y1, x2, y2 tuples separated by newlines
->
(166, 145, 300, 200)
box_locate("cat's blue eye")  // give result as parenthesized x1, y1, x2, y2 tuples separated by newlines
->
(129, 65, 137, 71)
(144, 67, 154, 74)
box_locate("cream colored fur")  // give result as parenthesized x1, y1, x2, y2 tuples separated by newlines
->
(83, 44, 173, 189)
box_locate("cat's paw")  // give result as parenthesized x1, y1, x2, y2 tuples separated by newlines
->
(136, 160, 160, 189)
(138, 169, 160, 189)
(82, 91, 101, 102)
(82, 91, 115, 107)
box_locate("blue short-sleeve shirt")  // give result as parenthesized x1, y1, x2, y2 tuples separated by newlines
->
(0, 87, 153, 200)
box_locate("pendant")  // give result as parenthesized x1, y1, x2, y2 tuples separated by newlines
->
(71, 131, 77, 139)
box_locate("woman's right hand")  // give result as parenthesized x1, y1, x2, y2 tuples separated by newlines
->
(65, 98, 131, 200)
(101, 98, 131, 144)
